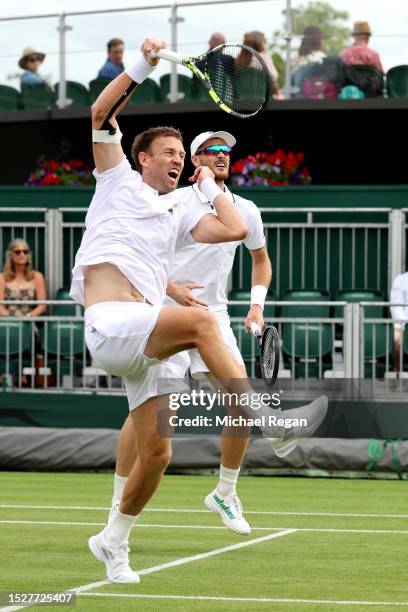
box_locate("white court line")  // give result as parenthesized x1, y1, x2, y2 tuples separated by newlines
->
(79, 592, 408, 606)
(0, 529, 296, 612)
(1, 504, 408, 519)
(1, 520, 408, 535)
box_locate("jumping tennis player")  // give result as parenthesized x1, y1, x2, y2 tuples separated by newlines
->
(109, 129, 273, 538)
(70, 38, 328, 584)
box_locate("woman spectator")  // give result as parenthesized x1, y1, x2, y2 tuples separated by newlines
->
(19, 46, 46, 88)
(293, 26, 326, 70)
(0, 239, 47, 317)
(238, 31, 283, 98)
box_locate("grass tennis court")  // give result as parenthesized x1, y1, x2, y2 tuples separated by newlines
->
(0, 472, 407, 611)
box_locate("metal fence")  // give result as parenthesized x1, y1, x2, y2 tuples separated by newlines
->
(1, 300, 406, 393)
(1, 207, 403, 302)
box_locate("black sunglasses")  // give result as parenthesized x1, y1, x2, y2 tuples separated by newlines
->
(13, 249, 29, 255)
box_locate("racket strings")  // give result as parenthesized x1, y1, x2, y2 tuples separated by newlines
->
(206, 44, 269, 114)
(261, 327, 279, 382)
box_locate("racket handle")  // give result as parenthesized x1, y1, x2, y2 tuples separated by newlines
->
(250, 322, 262, 336)
(150, 49, 185, 65)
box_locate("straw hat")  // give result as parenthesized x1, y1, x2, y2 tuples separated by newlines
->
(352, 21, 372, 36)
(18, 46, 46, 70)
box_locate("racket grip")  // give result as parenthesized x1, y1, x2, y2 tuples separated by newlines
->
(150, 49, 185, 65)
(250, 322, 261, 336)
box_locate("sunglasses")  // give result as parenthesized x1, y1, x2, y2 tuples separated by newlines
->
(13, 249, 29, 255)
(27, 56, 41, 63)
(195, 145, 232, 156)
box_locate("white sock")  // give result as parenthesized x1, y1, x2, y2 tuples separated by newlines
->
(217, 465, 240, 497)
(112, 473, 128, 506)
(104, 510, 137, 545)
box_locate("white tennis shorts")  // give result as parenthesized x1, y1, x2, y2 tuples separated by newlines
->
(125, 350, 190, 411)
(84, 301, 164, 377)
(188, 312, 244, 375)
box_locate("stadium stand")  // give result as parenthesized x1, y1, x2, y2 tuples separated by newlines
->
(21, 84, 56, 110)
(159, 73, 195, 102)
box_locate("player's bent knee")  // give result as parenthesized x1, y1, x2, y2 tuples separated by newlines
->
(139, 445, 172, 471)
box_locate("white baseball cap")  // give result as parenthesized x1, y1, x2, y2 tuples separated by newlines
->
(190, 131, 236, 156)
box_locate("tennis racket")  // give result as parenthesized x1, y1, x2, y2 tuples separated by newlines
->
(250, 322, 280, 386)
(151, 44, 271, 118)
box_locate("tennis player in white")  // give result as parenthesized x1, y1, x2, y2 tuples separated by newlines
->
(109, 130, 273, 538)
(73, 37, 328, 584)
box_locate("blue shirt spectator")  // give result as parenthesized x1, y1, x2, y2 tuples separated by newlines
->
(18, 46, 46, 89)
(21, 70, 45, 87)
(97, 38, 125, 80)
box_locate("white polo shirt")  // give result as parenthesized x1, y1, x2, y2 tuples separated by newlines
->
(165, 183, 266, 316)
(70, 157, 208, 306)
(390, 272, 408, 328)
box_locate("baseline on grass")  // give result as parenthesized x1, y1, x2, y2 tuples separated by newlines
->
(151, 44, 271, 117)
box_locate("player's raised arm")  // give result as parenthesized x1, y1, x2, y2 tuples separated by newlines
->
(190, 166, 248, 243)
(91, 38, 166, 173)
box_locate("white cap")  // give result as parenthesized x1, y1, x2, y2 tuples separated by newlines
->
(190, 131, 236, 157)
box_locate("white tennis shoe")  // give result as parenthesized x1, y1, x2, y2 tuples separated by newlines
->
(88, 528, 140, 584)
(269, 394, 328, 458)
(205, 489, 251, 535)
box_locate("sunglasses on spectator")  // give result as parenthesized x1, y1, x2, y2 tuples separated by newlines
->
(27, 56, 41, 63)
(13, 249, 29, 255)
(195, 145, 232, 156)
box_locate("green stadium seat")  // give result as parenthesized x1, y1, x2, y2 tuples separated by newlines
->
(281, 289, 330, 318)
(54, 288, 82, 316)
(0, 84, 21, 111)
(191, 77, 210, 101)
(333, 289, 384, 318)
(282, 322, 333, 378)
(386, 65, 408, 97)
(228, 289, 276, 319)
(363, 322, 393, 377)
(160, 74, 195, 102)
(0, 321, 32, 384)
(128, 78, 162, 104)
(54, 81, 91, 107)
(41, 320, 85, 386)
(89, 77, 112, 103)
(20, 84, 56, 110)
(230, 321, 258, 375)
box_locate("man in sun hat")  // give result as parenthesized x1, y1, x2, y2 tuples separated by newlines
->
(19, 46, 46, 88)
(339, 21, 383, 73)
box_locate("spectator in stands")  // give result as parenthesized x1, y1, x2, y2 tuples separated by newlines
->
(339, 21, 383, 73)
(19, 46, 46, 88)
(208, 32, 226, 49)
(390, 271, 408, 371)
(293, 26, 326, 69)
(98, 38, 125, 79)
(239, 31, 283, 98)
(0, 239, 47, 318)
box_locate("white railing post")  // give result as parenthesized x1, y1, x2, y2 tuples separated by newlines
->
(343, 303, 353, 378)
(168, 3, 184, 102)
(56, 12, 73, 109)
(283, 0, 293, 99)
(45, 209, 63, 298)
(389, 209, 405, 290)
(353, 302, 362, 379)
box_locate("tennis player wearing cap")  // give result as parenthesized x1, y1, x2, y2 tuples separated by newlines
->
(109, 129, 272, 538)
(76, 38, 327, 584)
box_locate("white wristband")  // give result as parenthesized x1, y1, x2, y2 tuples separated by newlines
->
(251, 285, 268, 309)
(200, 177, 224, 205)
(125, 55, 156, 84)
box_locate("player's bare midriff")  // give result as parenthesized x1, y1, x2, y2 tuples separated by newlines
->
(83, 263, 147, 309)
